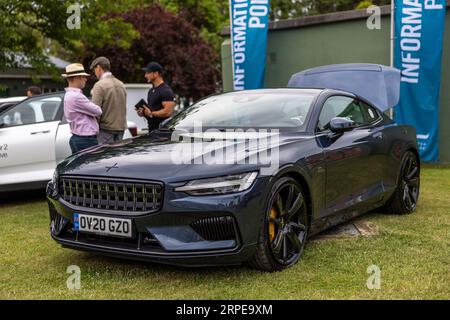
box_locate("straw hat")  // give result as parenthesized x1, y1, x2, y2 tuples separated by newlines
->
(61, 63, 90, 78)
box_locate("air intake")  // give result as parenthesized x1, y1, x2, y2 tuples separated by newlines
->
(190, 216, 237, 241)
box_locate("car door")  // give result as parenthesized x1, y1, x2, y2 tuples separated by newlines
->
(54, 115, 73, 165)
(0, 93, 64, 186)
(315, 95, 385, 217)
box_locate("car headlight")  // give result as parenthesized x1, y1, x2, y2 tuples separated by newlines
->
(174, 172, 258, 196)
(47, 170, 59, 197)
(52, 170, 59, 189)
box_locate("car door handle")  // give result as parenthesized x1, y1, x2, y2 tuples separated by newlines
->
(30, 130, 51, 135)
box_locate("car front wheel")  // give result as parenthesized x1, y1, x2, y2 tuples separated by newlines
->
(248, 177, 308, 272)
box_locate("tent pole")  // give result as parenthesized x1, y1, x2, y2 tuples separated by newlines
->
(390, 0, 395, 119)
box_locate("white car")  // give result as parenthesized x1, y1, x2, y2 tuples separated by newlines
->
(0, 92, 137, 192)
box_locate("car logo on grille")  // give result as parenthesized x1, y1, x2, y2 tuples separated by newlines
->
(105, 163, 119, 172)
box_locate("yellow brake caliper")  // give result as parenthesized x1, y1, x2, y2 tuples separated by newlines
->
(269, 208, 277, 241)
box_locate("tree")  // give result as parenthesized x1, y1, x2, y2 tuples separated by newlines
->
(157, 0, 229, 50)
(0, 0, 141, 72)
(304, 0, 391, 16)
(269, 0, 306, 20)
(89, 4, 220, 99)
(269, 0, 391, 20)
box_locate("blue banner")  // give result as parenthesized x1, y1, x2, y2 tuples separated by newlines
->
(229, 0, 270, 90)
(394, 0, 446, 162)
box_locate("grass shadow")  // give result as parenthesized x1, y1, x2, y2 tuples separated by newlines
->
(69, 250, 247, 274)
(0, 189, 46, 206)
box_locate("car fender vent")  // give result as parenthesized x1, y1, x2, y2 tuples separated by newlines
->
(190, 216, 237, 241)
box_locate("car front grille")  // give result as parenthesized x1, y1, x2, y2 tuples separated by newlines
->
(59, 177, 163, 213)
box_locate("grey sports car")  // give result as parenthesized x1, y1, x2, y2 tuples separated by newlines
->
(46, 64, 420, 271)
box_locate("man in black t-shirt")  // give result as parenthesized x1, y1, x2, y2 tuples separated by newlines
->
(137, 62, 175, 132)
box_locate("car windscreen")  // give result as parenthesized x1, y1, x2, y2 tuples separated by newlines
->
(164, 91, 317, 130)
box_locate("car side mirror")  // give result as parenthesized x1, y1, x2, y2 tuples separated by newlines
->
(329, 117, 356, 133)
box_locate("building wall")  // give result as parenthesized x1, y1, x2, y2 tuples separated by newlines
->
(440, 11, 450, 164)
(0, 78, 65, 97)
(0, 67, 66, 97)
(221, 7, 450, 163)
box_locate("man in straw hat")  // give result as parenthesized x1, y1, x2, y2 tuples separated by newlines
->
(62, 63, 102, 154)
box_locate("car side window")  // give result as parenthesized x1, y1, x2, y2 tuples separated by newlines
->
(359, 101, 380, 124)
(0, 96, 63, 128)
(317, 96, 365, 131)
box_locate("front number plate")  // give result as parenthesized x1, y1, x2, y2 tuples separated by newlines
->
(73, 213, 133, 238)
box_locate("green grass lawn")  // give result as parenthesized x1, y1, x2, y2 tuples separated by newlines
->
(0, 166, 449, 299)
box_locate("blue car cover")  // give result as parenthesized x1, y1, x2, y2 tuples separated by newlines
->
(287, 63, 400, 112)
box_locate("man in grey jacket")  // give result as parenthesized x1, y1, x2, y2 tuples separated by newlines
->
(90, 57, 127, 144)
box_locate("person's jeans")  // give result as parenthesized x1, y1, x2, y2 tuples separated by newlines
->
(97, 129, 124, 144)
(69, 134, 98, 154)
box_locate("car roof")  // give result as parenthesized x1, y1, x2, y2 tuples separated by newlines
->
(223, 88, 324, 95)
(14, 92, 65, 103)
(0, 96, 27, 103)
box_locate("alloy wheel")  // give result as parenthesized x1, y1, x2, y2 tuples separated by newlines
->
(401, 152, 420, 211)
(267, 181, 308, 266)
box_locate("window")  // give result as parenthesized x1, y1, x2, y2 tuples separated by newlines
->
(317, 96, 378, 131)
(359, 101, 380, 124)
(0, 95, 62, 128)
(165, 91, 319, 130)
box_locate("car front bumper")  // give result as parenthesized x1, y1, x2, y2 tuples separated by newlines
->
(46, 176, 271, 267)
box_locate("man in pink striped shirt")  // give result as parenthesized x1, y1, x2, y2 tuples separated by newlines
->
(62, 63, 102, 154)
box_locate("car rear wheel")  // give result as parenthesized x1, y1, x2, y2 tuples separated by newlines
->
(248, 177, 308, 271)
(383, 151, 420, 215)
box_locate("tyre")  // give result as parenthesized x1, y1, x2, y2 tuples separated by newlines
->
(248, 176, 308, 272)
(383, 150, 420, 215)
